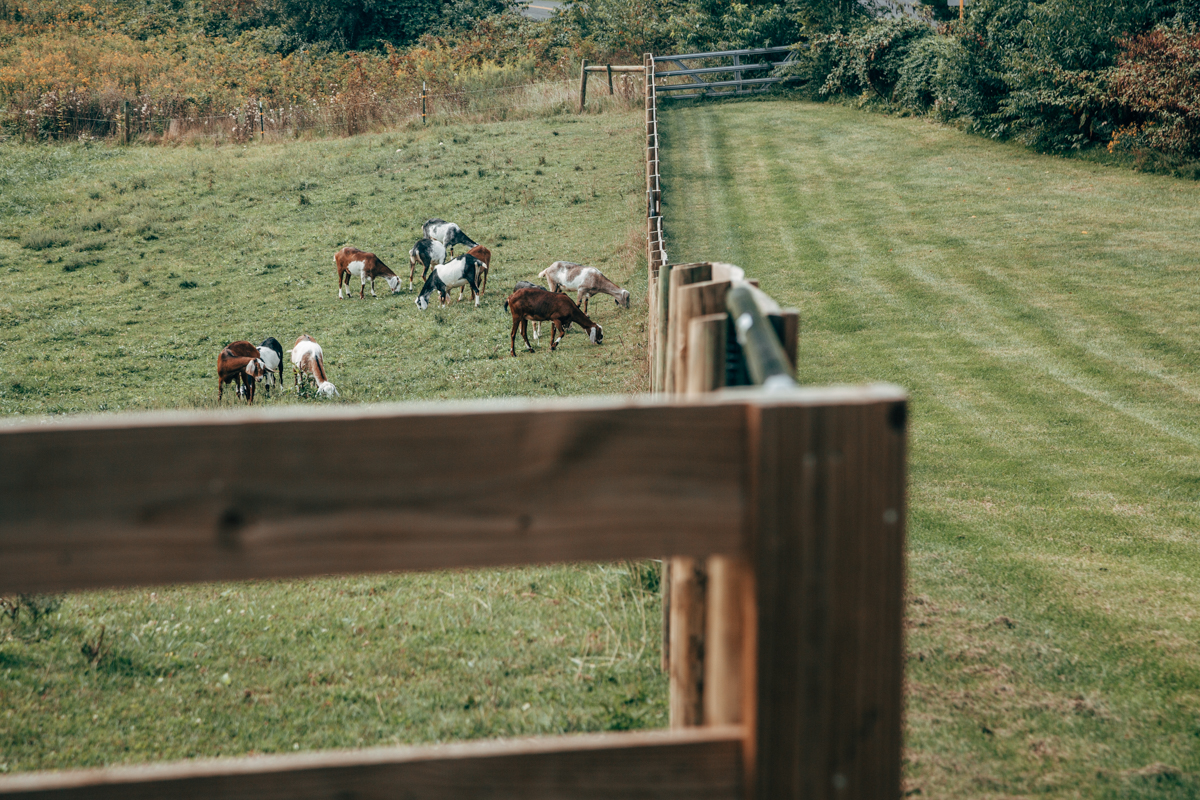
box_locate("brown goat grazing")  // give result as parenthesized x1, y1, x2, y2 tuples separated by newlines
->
(335, 246, 401, 299)
(217, 341, 267, 404)
(465, 244, 492, 295)
(505, 287, 603, 357)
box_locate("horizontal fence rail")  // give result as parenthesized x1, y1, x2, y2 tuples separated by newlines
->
(653, 46, 801, 100)
(0, 728, 745, 800)
(0, 396, 747, 595)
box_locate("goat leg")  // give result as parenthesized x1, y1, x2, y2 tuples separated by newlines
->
(520, 319, 534, 353)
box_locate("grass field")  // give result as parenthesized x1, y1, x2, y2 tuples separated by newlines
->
(660, 99, 1200, 799)
(0, 109, 666, 774)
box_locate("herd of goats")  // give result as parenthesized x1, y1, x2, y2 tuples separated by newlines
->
(216, 218, 634, 403)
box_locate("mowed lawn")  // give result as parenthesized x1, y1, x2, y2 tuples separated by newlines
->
(660, 100, 1200, 799)
(0, 110, 665, 773)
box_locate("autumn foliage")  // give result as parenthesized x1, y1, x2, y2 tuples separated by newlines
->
(1107, 25, 1200, 157)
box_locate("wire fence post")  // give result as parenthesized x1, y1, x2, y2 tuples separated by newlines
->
(258, 99, 265, 141)
(421, 82, 427, 125)
(122, 100, 130, 145)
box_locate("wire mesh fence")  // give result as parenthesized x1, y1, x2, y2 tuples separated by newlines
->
(0, 75, 643, 145)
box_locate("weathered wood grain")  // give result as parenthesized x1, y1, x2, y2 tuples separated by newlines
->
(686, 313, 728, 397)
(669, 555, 707, 728)
(0, 397, 747, 594)
(0, 727, 745, 800)
(674, 282, 732, 393)
(747, 387, 907, 800)
(665, 264, 714, 394)
(704, 554, 752, 728)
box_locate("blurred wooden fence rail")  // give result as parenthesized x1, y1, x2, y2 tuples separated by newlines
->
(0, 384, 905, 800)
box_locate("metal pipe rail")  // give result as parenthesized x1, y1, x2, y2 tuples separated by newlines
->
(657, 76, 801, 93)
(656, 63, 773, 78)
(653, 46, 794, 62)
(725, 285, 796, 389)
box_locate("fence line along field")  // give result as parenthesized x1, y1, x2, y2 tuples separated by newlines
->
(659, 99, 1200, 799)
(0, 109, 661, 774)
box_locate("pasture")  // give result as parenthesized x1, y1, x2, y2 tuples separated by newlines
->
(0, 110, 660, 773)
(660, 99, 1200, 799)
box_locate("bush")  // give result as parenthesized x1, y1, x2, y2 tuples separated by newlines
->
(893, 34, 962, 114)
(1106, 24, 1200, 158)
(813, 18, 934, 100)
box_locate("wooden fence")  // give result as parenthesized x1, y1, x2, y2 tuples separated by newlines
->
(654, 47, 801, 100)
(0, 388, 905, 800)
(0, 59, 906, 797)
(641, 51, 904, 797)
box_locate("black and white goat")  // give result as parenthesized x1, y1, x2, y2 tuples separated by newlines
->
(256, 337, 283, 396)
(422, 218, 476, 256)
(415, 255, 485, 310)
(408, 238, 446, 291)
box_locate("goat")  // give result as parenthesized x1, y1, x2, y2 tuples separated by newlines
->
(335, 246, 400, 299)
(408, 238, 446, 291)
(511, 281, 554, 339)
(217, 341, 267, 404)
(422, 218, 476, 256)
(506, 287, 602, 357)
(290, 335, 339, 398)
(461, 244, 492, 298)
(416, 255, 484, 310)
(538, 261, 631, 314)
(257, 337, 283, 396)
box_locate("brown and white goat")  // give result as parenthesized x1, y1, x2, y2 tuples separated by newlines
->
(464, 244, 491, 296)
(538, 261, 630, 314)
(217, 341, 267, 404)
(505, 287, 603, 357)
(290, 335, 339, 398)
(335, 246, 401, 299)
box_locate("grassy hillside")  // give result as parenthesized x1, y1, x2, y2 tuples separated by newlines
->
(0, 109, 662, 774)
(660, 100, 1200, 799)
(0, 112, 648, 414)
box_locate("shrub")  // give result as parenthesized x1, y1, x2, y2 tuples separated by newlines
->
(813, 18, 934, 100)
(1106, 24, 1200, 158)
(893, 34, 962, 114)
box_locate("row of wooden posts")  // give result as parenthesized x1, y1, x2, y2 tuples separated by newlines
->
(641, 52, 810, 735)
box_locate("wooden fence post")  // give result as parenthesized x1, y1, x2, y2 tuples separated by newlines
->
(421, 82, 427, 125)
(686, 313, 728, 397)
(747, 393, 907, 799)
(665, 264, 713, 394)
(122, 100, 130, 145)
(607, 64, 615, 95)
(258, 99, 265, 141)
(668, 555, 706, 728)
(579, 59, 589, 113)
